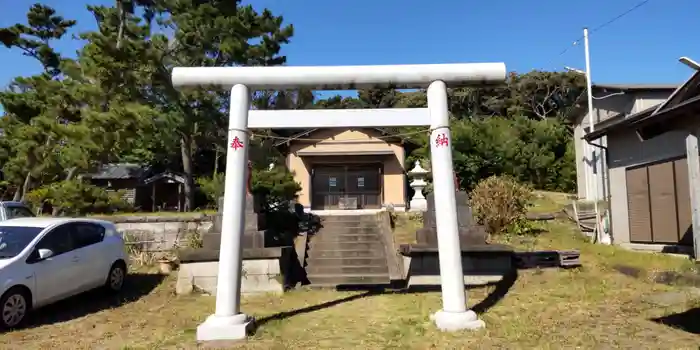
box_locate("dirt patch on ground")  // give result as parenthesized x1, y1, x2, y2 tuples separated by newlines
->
(654, 270, 700, 287)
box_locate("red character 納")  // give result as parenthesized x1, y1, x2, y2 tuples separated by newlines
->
(435, 133, 449, 147)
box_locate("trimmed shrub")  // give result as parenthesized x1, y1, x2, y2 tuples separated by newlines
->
(26, 180, 132, 216)
(469, 175, 534, 235)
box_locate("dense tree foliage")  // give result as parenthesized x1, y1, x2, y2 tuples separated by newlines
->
(318, 76, 583, 192)
(0, 2, 583, 213)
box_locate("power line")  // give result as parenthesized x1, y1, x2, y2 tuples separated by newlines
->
(250, 127, 432, 144)
(590, 0, 651, 33)
(548, 0, 652, 67)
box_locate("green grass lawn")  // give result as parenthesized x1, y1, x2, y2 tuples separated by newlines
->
(528, 190, 575, 214)
(2, 219, 699, 349)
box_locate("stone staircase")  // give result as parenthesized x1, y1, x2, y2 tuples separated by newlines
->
(305, 214, 391, 287)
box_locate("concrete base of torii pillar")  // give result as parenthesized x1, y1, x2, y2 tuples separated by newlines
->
(431, 310, 485, 331)
(197, 314, 253, 341)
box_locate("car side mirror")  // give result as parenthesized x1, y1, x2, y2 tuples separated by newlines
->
(37, 248, 54, 260)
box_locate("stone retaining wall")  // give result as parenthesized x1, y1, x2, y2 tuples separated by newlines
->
(398, 244, 515, 288)
(176, 247, 295, 296)
(92, 214, 214, 251)
(401, 253, 512, 287)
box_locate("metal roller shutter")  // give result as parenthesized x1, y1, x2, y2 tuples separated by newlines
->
(625, 157, 693, 245)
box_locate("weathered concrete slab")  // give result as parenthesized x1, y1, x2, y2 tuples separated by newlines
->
(176, 259, 284, 296)
(401, 253, 513, 287)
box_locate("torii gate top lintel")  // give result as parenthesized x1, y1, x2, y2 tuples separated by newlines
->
(171, 62, 506, 90)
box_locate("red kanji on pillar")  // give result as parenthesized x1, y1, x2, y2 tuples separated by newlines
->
(230, 136, 244, 150)
(435, 133, 449, 147)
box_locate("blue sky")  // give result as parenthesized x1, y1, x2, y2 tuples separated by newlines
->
(1, 0, 699, 100)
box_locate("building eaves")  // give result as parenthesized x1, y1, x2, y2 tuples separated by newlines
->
(271, 127, 419, 148)
(583, 74, 700, 142)
(634, 94, 700, 140)
(142, 171, 187, 185)
(651, 70, 700, 116)
(593, 83, 678, 91)
(583, 104, 659, 141)
(568, 83, 678, 122)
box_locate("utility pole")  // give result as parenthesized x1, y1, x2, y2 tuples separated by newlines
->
(583, 27, 604, 243)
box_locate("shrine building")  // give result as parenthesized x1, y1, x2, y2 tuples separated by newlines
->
(273, 128, 420, 212)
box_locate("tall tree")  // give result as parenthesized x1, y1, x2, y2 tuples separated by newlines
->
(508, 71, 586, 120)
(0, 4, 77, 200)
(0, 4, 75, 76)
(357, 87, 398, 108)
(314, 95, 364, 109)
(89, 0, 295, 210)
(0, 4, 166, 207)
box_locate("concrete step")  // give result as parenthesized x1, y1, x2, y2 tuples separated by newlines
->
(320, 215, 378, 223)
(310, 241, 384, 251)
(307, 273, 390, 286)
(307, 249, 385, 258)
(317, 226, 380, 235)
(320, 214, 377, 219)
(307, 265, 389, 275)
(312, 233, 381, 242)
(305, 256, 388, 267)
(319, 221, 379, 229)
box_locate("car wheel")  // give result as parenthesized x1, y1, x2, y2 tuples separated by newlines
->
(105, 262, 127, 292)
(0, 287, 30, 329)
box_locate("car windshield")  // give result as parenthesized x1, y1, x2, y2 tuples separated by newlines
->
(0, 226, 43, 259)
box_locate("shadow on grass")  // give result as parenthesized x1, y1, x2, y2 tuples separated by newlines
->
(651, 307, 700, 335)
(23, 272, 165, 329)
(251, 289, 381, 332)
(612, 264, 644, 279)
(251, 270, 518, 334)
(472, 270, 518, 313)
(613, 264, 700, 288)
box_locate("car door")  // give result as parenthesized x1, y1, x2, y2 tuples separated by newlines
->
(70, 222, 108, 289)
(29, 224, 82, 306)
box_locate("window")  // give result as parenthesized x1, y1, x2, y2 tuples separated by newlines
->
(0, 226, 43, 259)
(5, 206, 35, 220)
(71, 223, 105, 249)
(35, 225, 74, 256)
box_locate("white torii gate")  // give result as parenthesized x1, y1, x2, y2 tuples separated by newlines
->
(171, 63, 506, 341)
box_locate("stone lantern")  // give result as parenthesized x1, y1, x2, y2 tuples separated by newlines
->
(408, 160, 429, 212)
